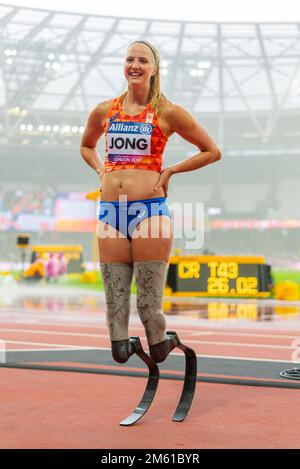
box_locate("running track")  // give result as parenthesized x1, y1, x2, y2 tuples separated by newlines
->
(1, 286, 300, 448)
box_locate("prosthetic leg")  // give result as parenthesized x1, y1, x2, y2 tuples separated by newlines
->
(100, 261, 197, 425)
(119, 336, 159, 426)
(150, 331, 197, 422)
(134, 261, 197, 423)
(100, 262, 159, 426)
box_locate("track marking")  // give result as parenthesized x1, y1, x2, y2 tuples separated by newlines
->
(4, 347, 296, 363)
(0, 328, 297, 350)
(185, 339, 295, 349)
(0, 327, 109, 339)
(4, 340, 98, 349)
(2, 334, 293, 350)
(0, 309, 300, 332)
(5, 347, 110, 353)
(191, 331, 300, 340)
(2, 323, 300, 338)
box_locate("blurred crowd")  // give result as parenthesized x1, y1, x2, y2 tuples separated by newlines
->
(0, 187, 56, 218)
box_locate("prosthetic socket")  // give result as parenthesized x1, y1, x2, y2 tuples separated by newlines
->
(100, 260, 172, 363)
(100, 262, 133, 363)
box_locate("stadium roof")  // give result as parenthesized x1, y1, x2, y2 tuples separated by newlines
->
(1, 3, 300, 155)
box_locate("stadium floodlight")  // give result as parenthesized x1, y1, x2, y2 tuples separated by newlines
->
(190, 69, 204, 77)
(79, 127, 85, 133)
(6, 58, 13, 65)
(53, 125, 60, 132)
(26, 124, 33, 131)
(72, 126, 78, 133)
(52, 63, 61, 72)
(59, 55, 68, 62)
(45, 125, 52, 132)
(5, 49, 17, 57)
(207, 207, 222, 215)
(161, 69, 168, 76)
(8, 107, 23, 116)
(20, 124, 26, 131)
(48, 53, 55, 60)
(38, 125, 45, 131)
(44, 62, 51, 68)
(161, 61, 168, 68)
(198, 61, 211, 69)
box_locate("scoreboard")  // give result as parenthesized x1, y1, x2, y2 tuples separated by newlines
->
(165, 255, 272, 298)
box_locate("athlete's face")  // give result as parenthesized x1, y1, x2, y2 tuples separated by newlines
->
(124, 44, 157, 86)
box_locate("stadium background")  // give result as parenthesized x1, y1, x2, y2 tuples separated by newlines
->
(0, 3, 299, 276)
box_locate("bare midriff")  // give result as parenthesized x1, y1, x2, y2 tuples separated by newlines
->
(101, 169, 165, 202)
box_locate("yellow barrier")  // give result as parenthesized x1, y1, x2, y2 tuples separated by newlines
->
(23, 260, 46, 279)
(80, 272, 98, 284)
(31, 245, 83, 253)
(274, 281, 300, 301)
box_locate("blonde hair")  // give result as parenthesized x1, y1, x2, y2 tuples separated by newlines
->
(122, 40, 168, 113)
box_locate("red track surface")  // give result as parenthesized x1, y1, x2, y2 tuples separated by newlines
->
(1, 321, 299, 360)
(1, 368, 300, 449)
(1, 307, 300, 448)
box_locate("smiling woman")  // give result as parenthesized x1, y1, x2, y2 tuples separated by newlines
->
(80, 38, 221, 357)
(80, 39, 220, 424)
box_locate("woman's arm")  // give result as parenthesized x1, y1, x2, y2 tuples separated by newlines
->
(166, 103, 221, 173)
(154, 103, 221, 194)
(80, 100, 112, 176)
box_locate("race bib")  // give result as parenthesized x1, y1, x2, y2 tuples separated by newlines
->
(107, 121, 153, 164)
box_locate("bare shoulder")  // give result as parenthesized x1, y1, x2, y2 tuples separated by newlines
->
(160, 99, 220, 152)
(159, 97, 176, 116)
(162, 101, 194, 128)
(90, 98, 114, 124)
(156, 98, 179, 136)
(81, 98, 115, 146)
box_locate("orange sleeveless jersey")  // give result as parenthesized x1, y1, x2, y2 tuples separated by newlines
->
(103, 96, 168, 173)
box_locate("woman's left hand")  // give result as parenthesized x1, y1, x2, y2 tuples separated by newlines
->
(153, 168, 174, 197)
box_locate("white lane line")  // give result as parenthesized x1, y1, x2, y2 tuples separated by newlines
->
(3, 340, 98, 349)
(191, 331, 300, 340)
(0, 328, 109, 339)
(0, 328, 296, 349)
(1, 320, 300, 337)
(196, 354, 295, 363)
(4, 347, 295, 364)
(184, 339, 294, 349)
(0, 327, 213, 338)
(5, 347, 110, 353)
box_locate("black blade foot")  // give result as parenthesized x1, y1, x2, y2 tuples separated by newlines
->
(120, 337, 160, 426)
(166, 331, 197, 422)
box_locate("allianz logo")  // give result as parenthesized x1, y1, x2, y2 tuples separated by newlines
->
(108, 123, 153, 135)
(140, 124, 153, 134)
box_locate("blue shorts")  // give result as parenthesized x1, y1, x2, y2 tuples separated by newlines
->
(98, 197, 172, 241)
